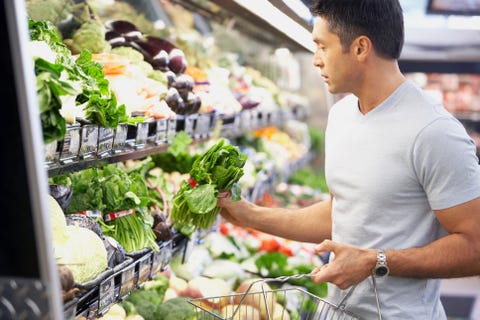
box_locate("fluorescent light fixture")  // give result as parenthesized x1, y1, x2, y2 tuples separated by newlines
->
(233, 0, 315, 52)
(283, 0, 313, 22)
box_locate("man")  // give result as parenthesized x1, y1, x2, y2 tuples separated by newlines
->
(217, 0, 480, 319)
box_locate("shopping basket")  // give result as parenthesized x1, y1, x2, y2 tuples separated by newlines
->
(189, 274, 383, 320)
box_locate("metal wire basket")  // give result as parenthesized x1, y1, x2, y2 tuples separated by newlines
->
(188, 274, 379, 320)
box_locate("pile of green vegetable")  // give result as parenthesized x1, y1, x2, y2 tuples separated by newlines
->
(29, 18, 134, 144)
(170, 139, 247, 231)
(121, 275, 195, 320)
(50, 160, 163, 253)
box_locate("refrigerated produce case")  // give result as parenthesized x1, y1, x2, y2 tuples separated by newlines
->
(1, 0, 320, 318)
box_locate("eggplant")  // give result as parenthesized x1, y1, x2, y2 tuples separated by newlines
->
(151, 50, 170, 71)
(164, 70, 177, 87)
(186, 93, 202, 114)
(168, 52, 187, 74)
(105, 19, 138, 34)
(145, 35, 176, 54)
(165, 87, 185, 114)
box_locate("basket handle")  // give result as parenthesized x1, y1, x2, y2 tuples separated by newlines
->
(337, 275, 383, 320)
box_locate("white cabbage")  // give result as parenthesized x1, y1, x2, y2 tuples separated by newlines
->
(48, 195, 68, 244)
(55, 225, 108, 284)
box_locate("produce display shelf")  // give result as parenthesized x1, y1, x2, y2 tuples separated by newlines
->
(64, 239, 176, 319)
(46, 106, 308, 177)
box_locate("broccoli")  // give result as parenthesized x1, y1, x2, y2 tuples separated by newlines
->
(154, 298, 196, 320)
(123, 275, 170, 320)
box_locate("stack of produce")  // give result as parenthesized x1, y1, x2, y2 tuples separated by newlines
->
(29, 18, 135, 144)
(48, 194, 108, 291)
(49, 160, 170, 253)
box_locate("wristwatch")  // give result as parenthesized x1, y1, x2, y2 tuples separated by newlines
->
(372, 249, 389, 277)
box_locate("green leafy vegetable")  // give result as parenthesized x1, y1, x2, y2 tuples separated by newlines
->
(29, 18, 132, 143)
(50, 162, 161, 253)
(151, 131, 198, 173)
(170, 139, 247, 232)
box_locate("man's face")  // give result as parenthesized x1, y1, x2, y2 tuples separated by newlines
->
(312, 17, 358, 94)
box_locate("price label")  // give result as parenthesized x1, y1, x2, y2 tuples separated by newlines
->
(97, 127, 114, 157)
(112, 124, 128, 153)
(98, 275, 115, 315)
(250, 109, 259, 130)
(151, 250, 163, 276)
(184, 115, 196, 137)
(240, 110, 252, 132)
(79, 125, 98, 159)
(59, 125, 80, 163)
(120, 264, 135, 298)
(155, 118, 167, 144)
(161, 241, 173, 270)
(166, 118, 177, 143)
(44, 140, 58, 165)
(195, 114, 210, 138)
(137, 254, 152, 285)
(134, 122, 149, 148)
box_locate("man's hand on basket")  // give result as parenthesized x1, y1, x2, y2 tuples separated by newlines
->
(311, 240, 377, 290)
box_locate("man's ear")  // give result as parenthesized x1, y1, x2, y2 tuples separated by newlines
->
(351, 35, 371, 61)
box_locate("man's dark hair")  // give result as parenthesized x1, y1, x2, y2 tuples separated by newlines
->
(310, 0, 404, 59)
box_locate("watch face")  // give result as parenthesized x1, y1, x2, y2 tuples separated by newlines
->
(375, 266, 389, 276)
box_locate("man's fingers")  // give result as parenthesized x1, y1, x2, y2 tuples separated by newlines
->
(311, 264, 330, 284)
(218, 191, 230, 198)
(315, 239, 337, 254)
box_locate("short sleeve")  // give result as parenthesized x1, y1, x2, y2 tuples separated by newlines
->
(412, 117, 480, 210)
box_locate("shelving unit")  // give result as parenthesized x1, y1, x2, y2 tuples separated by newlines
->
(0, 0, 319, 318)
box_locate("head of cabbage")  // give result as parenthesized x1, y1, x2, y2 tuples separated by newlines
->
(54, 225, 108, 284)
(49, 194, 68, 244)
(49, 194, 108, 284)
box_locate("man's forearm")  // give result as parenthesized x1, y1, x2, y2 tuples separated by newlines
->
(250, 199, 332, 243)
(387, 233, 480, 278)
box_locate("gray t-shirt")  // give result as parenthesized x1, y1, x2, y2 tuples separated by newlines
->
(324, 80, 480, 319)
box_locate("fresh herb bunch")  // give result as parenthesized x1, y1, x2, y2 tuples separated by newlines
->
(170, 139, 247, 232)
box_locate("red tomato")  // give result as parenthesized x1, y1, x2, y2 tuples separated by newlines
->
(219, 223, 230, 236)
(260, 237, 281, 252)
(279, 245, 294, 257)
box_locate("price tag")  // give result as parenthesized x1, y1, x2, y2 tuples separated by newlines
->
(194, 114, 210, 138)
(150, 250, 164, 276)
(240, 109, 252, 133)
(184, 115, 196, 137)
(59, 125, 80, 163)
(137, 253, 152, 285)
(155, 118, 168, 144)
(112, 124, 128, 153)
(250, 109, 259, 130)
(79, 124, 98, 159)
(161, 241, 173, 270)
(44, 140, 59, 165)
(120, 264, 135, 299)
(166, 118, 177, 143)
(97, 127, 114, 157)
(132, 122, 149, 149)
(98, 275, 115, 315)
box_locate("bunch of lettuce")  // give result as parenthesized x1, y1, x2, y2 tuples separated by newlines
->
(29, 18, 131, 143)
(170, 139, 247, 232)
